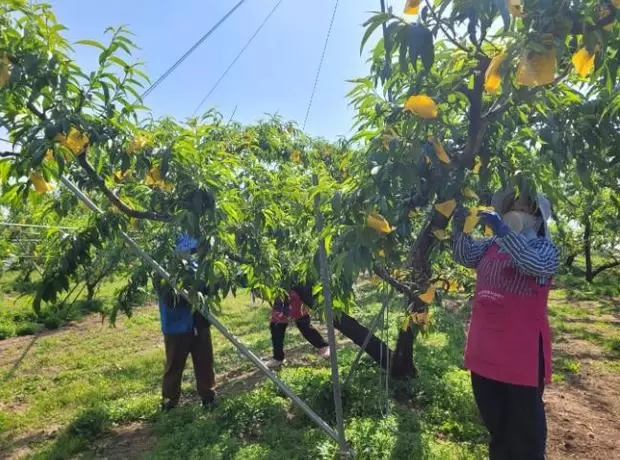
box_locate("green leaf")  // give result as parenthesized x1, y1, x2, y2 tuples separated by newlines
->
(332, 191, 342, 214)
(75, 39, 106, 51)
(407, 24, 433, 71)
(360, 13, 390, 55)
(492, 0, 510, 32)
(109, 56, 131, 69)
(399, 32, 409, 74)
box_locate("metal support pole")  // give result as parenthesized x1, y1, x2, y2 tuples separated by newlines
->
(342, 299, 389, 387)
(59, 176, 341, 444)
(312, 174, 350, 457)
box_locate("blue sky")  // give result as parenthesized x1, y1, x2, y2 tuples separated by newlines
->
(48, 0, 384, 140)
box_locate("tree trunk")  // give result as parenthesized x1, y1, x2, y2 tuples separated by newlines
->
(391, 326, 418, 379)
(584, 214, 593, 282)
(389, 213, 449, 379)
(565, 254, 576, 268)
(337, 49, 490, 381)
(22, 269, 32, 283)
(86, 283, 96, 301)
(333, 312, 392, 370)
(332, 311, 418, 379)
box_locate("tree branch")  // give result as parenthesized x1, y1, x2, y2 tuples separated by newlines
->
(373, 266, 414, 297)
(404, 45, 488, 288)
(425, 0, 469, 53)
(483, 70, 571, 120)
(571, 3, 617, 34)
(19, 92, 173, 223)
(462, 59, 488, 167)
(0, 151, 19, 158)
(76, 152, 172, 222)
(592, 260, 620, 278)
(26, 102, 45, 121)
(226, 251, 252, 265)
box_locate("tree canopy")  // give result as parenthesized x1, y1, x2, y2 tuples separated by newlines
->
(1, 0, 619, 377)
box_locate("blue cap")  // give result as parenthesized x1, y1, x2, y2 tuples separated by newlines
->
(175, 233, 198, 253)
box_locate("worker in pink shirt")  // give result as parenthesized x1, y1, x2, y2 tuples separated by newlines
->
(266, 283, 330, 368)
(453, 189, 559, 460)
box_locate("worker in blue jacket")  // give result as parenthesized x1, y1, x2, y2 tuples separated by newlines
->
(153, 233, 215, 411)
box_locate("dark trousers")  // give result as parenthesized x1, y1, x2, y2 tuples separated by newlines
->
(270, 316, 328, 361)
(471, 338, 546, 460)
(162, 319, 215, 406)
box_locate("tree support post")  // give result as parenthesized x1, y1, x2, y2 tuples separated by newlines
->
(342, 295, 389, 388)
(312, 174, 352, 458)
(59, 176, 343, 446)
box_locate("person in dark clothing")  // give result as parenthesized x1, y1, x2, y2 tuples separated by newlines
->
(452, 190, 559, 460)
(266, 284, 330, 368)
(153, 233, 216, 411)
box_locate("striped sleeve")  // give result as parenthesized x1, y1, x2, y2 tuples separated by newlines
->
(453, 233, 494, 268)
(496, 232, 560, 278)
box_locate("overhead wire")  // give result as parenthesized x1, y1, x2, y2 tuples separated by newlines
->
(0, 222, 76, 230)
(140, 0, 249, 101)
(193, 0, 285, 116)
(0, 136, 19, 148)
(302, 0, 341, 131)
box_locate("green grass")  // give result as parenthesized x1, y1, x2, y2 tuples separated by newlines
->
(548, 274, 620, 381)
(0, 281, 490, 459)
(0, 271, 618, 459)
(555, 258, 620, 299)
(0, 271, 129, 340)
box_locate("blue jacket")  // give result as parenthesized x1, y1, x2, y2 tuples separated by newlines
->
(154, 273, 209, 335)
(156, 233, 204, 335)
(158, 296, 194, 335)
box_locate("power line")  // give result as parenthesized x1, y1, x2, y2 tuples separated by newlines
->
(193, 0, 285, 116)
(302, 0, 340, 131)
(227, 105, 239, 124)
(140, 0, 249, 101)
(0, 222, 76, 230)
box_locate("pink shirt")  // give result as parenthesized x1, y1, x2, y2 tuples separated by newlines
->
(270, 290, 309, 324)
(464, 244, 552, 387)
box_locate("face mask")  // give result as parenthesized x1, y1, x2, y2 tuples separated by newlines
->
(502, 211, 538, 233)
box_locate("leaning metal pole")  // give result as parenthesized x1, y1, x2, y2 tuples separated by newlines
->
(59, 176, 341, 444)
(342, 298, 389, 388)
(312, 174, 350, 457)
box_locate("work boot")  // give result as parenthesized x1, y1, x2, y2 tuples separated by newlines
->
(160, 400, 177, 412)
(201, 398, 217, 411)
(319, 346, 331, 359)
(265, 358, 285, 369)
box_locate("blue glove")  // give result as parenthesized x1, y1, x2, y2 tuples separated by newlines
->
(478, 210, 510, 237)
(175, 233, 198, 254)
(452, 206, 468, 233)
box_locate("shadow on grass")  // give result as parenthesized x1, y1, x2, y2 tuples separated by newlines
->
(1, 334, 38, 383)
(599, 296, 620, 318)
(28, 294, 488, 459)
(33, 406, 113, 459)
(553, 320, 620, 360)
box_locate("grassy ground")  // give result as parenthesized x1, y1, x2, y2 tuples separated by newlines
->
(0, 269, 618, 459)
(0, 271, 127, 340)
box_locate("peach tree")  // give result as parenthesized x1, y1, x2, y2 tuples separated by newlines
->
(324, 0, 620, 378)
(0, 1, 353, 321)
